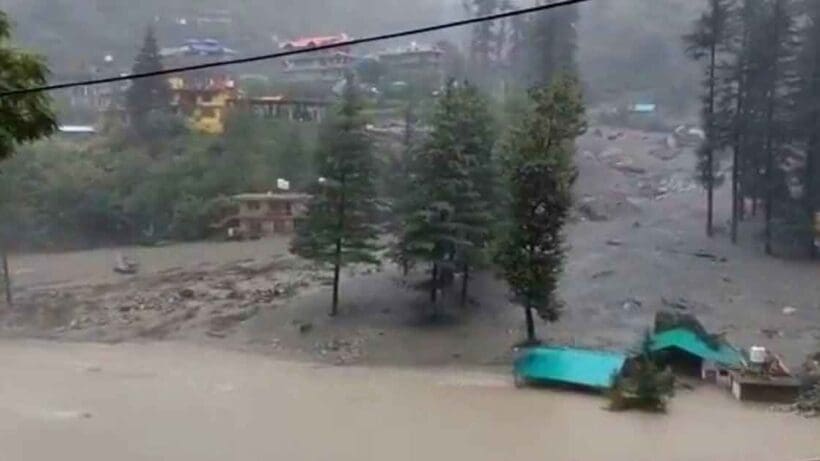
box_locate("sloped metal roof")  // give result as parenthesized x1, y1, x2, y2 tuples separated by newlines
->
(514, 347, 627, 389)
(651, 328, 744, 367)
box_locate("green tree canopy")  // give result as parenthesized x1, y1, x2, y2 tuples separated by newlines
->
(496, 76, 584, 343)
(291, 77, 381, 316)
(0, 10, 56, 159)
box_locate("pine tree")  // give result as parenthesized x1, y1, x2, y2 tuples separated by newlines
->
(723, 0, 763, 242)
(464, 0, 500, 73)
(0, 10, 57, 306)
(126, 26, 170, 138)
(399, 81, 493, 312)
(524, 1, 578, 87)
(684, 0, 735, 237)
(496, 76, 584, 344)
(795, 1, 820, 259)
(291, 78, 380, 316)
(387, 103, 419, 276)
(758, 0, 799, 255)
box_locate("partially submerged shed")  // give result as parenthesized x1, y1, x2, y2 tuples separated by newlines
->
(650, 328, 744, 383)
(514, 347, 627, 391)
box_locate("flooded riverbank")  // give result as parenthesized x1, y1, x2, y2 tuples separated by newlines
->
(0, 340, 817, 461)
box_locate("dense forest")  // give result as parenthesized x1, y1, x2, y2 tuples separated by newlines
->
(686, 0, 820, 258)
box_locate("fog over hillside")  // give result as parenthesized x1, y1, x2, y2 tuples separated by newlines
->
(0, 0, 701, 111)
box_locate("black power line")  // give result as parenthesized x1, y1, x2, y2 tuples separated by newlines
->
(0, 0, 592, 97)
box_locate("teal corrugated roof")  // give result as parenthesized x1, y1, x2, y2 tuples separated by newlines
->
(514, 347, 627, 389)
(650, 328, 743, 367)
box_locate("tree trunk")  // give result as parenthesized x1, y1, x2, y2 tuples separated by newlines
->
(524, 300, 536, 344)
(807, 136, 818, 260)
(1, 246, 11, 307)
(460, 264, 469, 307)
(331, 238, 342, 317)
(706, 39, 717, 238)
(731, 147, 740, 244)
(430, 263, 438, 304)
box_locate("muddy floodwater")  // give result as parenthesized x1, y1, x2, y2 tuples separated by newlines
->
(0, 341, 817, 461)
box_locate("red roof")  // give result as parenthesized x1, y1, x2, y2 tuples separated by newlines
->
(281, 34, 349, 49)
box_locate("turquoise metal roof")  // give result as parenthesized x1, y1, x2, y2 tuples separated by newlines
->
(514, 347, 627, 389)
(632, 103, 657, 113)
(650, 328, 743, 367)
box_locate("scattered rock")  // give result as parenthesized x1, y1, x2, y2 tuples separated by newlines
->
(612, 164, 647, 175)
(591, 270, 615, 280)
(118, 305, 132, 313)
(206, 330, 227, 339)
(178, 288, 195, 299)
(606, 239, 624, 247)
(621, 298, 643, 311)
(578, 203, 609, 222)
(662, 297, 691, 311)
(297, 321, 313, 334)
(761, 328, 782, 339)
(633, 221, 641, 228)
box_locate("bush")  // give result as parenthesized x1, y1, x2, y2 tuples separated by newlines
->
(609, 331, 676, 413)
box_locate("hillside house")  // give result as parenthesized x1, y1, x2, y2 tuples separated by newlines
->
(228, 96, 330, 122)
(219, 193, 311, 239)
(379, 43, 443, 84)
(163, 39, 239, 134)
(279, 35, 356, 82)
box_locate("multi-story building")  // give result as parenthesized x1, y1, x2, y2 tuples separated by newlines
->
(279, 34, 356, 82)
(216, 192, 311, 239)
(378, 42, 443, 76)
(162, 39, 239, 134)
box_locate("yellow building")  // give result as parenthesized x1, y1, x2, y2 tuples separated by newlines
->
(168, 75, 238, 135)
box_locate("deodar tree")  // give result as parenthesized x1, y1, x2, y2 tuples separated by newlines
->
(398, 80, 495, 312)
(291, 77, 380, 317)
(0, 9, 57, 306)
(684, 0, 734, 238)
(125, 26, 171, 142)
(496, 76, 584, 344)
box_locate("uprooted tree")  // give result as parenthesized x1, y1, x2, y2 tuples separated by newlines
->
(0, 9, 57, 306)
(495, 76, 584, 343)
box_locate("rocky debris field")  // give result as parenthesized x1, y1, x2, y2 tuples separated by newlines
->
(1, 125, 818, 371)
(3, 256, 335, 342)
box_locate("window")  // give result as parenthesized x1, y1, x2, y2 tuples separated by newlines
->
(246, 202, 260, 211)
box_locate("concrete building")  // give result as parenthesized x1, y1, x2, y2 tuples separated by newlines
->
(378, 42, 443, 77)
(228, 96, 330, 123)
(279, 34, 356, 82)
(162, 39, 240, 134)
(221, 192, 311, 239)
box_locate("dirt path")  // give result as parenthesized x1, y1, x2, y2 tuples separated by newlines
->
(0, 340, 817, 461)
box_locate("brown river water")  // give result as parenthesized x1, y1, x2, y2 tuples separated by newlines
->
(0, 340, 817, 461)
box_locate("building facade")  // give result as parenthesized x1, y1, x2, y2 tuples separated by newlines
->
(220, 193, 311, 239)
(279, 35, 356, 82)
(163, 39, 239, 134)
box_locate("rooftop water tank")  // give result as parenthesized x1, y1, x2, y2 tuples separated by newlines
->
(749, 346, 767, 364)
